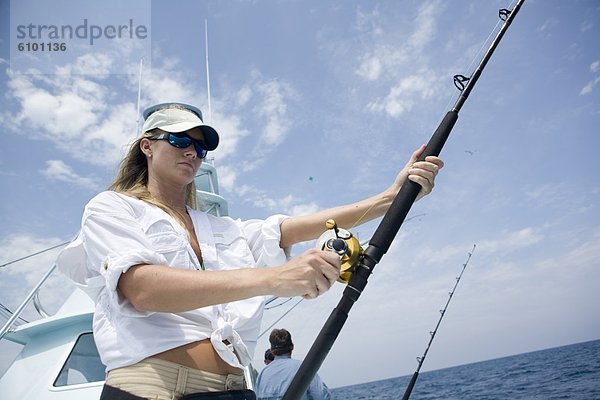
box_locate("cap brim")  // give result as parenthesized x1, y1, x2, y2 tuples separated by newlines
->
(198, 125, 219, 151)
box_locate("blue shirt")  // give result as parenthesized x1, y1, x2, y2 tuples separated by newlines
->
(255, 355, 331, 400)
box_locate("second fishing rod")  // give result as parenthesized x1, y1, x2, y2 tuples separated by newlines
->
(283, 1, 525, 399)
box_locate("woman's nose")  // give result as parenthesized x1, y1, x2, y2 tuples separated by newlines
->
(184, 145, 197, 158)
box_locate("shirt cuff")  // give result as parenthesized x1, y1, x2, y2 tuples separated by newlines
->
(257, 214, 292, 268)
(100, 250, 168, 317)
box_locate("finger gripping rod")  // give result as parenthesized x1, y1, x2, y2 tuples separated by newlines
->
(282, 2, 523, 398)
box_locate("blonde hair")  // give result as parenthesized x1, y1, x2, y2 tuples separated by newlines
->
(109, 130, 198, 226)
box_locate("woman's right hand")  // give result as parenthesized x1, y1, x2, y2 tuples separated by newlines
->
(269, 249, 341, 299)
(118, 250, 341, 313)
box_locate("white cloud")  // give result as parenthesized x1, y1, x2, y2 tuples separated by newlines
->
(210, 108, 251, 160)
(580, 60, 600, 96)
(41, 160, 101, 191)
(355, 5, 383, 37)
(226, 183, 320, 216)
(4, 68, 138, 166)
(5, 53, 217, 167)
(355, 45, 408, 81)
(525, 182, 573, 209)
(537, 18, 558, 33)
(254, 79, 296, 147)
(580, 21, 593, 33)
(356, 56, 383, 81)
(272, 194, 320, 216)
(142, 74, 193, 107)
(354, 0, 443, 83)
(214, 164, 238, 192)
(367, 70, 440, 117)
(580, 76, 600, 96)
(459, 229, 600, 312)
(202, 71, 298, 171)
(236, 86, 252, 107)
(351, 2, 448, 116)
(55, 52, 114, 76)
(476, 227, 543, 256)
(398, 226, 543, 271)
(408, 0, 442, 50)
(552, 229, 600, 272)
(286, 202, 321, 217)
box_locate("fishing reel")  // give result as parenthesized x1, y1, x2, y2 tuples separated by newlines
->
(316, 219, 363, 284)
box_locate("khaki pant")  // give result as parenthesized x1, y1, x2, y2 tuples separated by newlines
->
(105, 357, 246, 400)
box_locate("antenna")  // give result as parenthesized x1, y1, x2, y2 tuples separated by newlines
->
(136, 58, 144, 133)
(204, 19, 212, 124)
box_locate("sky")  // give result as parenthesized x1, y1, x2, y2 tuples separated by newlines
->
(1, 0, 599, 390)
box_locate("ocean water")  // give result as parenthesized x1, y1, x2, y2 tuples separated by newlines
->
(330, 339, 600, 399)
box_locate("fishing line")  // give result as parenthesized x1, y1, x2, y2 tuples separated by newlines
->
(440, 0, 516, 114)
(264, 297, 295, 310)
(258, 297, 304, 339)
(349, 202, 377, 232)
(401, 244, 476, 400)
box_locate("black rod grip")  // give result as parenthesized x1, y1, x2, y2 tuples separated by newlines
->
(401, 372, 420, 400)
(369, 110, 458, 253)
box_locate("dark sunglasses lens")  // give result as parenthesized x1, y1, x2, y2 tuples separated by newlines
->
(194, 142, 208, 159)
(167, 133, 208, 158)
(168, 134, 193, 148)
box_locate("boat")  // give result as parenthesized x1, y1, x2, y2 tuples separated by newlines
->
(0, 160, 244, 399)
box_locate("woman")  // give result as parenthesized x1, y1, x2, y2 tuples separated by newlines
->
(58, 102, 443, 400)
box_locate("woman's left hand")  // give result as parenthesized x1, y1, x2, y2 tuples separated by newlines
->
(387, 144, 445, 202)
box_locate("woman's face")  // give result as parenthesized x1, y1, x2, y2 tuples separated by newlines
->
(143, 128, 205, 187)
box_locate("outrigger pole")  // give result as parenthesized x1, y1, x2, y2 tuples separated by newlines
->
(283, 1, 525, 398)
(401, 244, 476, 400)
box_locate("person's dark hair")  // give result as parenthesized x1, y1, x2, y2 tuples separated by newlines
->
(264, 349, 275, 362)
(269, 328, 294, 356)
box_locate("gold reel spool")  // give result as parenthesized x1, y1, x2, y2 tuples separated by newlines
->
(316, 219, 363, 284)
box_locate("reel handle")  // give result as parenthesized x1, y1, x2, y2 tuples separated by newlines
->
(317, 219, 363, 283)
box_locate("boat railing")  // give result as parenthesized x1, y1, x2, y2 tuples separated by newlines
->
(0, 263, 57, 340)
(33, 291, 52, 318)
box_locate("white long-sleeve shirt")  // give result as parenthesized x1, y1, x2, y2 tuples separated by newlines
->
(57, 191, 290, 372)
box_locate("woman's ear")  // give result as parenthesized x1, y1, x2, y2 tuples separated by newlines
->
(140, 138, 153, 158)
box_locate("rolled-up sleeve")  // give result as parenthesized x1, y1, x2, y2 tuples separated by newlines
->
(80, 192, 167, 315)
(239, 214, 291, 268)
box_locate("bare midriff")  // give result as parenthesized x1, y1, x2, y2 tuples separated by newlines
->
(153, 339, 243, 375)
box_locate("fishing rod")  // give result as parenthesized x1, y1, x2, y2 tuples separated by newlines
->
(283, 2, 524, 398)
(401, 244, 476, 400)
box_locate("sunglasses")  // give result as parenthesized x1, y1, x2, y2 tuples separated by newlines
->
(149, 132, 208, 159)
